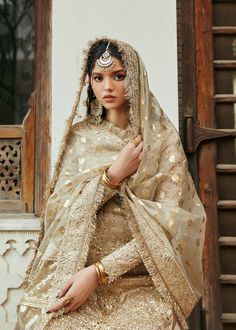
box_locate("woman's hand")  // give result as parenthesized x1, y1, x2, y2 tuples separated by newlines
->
(107, 134, 144, 184)
(46, 265, 99, 314)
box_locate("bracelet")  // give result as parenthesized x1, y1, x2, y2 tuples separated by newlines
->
(101, 167, 122, 190)
(94, 261, 108, 285)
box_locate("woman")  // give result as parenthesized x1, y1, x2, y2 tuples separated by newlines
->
(16, 37, 206, 329)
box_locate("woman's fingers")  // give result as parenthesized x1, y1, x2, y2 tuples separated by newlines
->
(63, 300, 78, 314)
(138, 148, 145, 160)
(134, 134, 142, 142)
(58, 278, 73, 298)
(135, 140, 143, 153)
(46, 296, 73, 313)
(129, 134, 142, 147)
(71, 304, 79, 312)
(64, 301, 82, 314)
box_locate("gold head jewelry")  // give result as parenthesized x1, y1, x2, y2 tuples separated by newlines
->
(96, 42, 115, 70)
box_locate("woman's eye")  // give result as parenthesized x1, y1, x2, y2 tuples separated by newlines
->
(114, 74, 126, 81)
(93, 76, 103, 82)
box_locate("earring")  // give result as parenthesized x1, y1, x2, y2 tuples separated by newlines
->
(90, 98, 103, 125)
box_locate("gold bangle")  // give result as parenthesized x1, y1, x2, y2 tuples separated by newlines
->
(97, 261, 108, 284)
(94, 261, 108, 285)
(94, 263, 102, 285)
(101, 168, 121, 190)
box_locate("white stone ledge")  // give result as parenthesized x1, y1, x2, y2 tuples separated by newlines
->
(0, 214, 40, 231)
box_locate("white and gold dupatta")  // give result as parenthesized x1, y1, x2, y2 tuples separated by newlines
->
(19, 38, 206, 329)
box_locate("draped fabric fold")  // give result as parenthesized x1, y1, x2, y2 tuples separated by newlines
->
(16, 37, 206, 330)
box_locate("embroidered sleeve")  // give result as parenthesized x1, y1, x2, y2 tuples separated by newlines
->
(98, 177, 118, 209)
(101, 238, 142, 283)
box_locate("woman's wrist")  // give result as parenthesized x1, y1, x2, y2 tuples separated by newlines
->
(101, 167, 125, 190)
(94, 261, 108, 285)
(90, 265, 100, 285)
(107, 167, 124, 185)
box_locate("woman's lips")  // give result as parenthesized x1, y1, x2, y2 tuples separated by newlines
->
(103, 95, 116, 102)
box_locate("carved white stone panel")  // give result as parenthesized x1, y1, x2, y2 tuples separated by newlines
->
(0, 217, 40, 330)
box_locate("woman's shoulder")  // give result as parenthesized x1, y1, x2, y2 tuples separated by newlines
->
(71, 116, 93, 133)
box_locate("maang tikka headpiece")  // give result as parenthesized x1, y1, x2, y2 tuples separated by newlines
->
(96, 42, 115, 70)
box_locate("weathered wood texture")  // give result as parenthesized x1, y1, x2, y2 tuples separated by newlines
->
(176, 1, 202, 329)
(195, 1, 222, 329)
(34, 0, 52, 214)
(176, 0, 196, 149)
(22, 93, 36, 213)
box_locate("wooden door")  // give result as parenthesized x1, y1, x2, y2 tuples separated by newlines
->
(178, 0, 236, 329)
(0, 0, 52, 214)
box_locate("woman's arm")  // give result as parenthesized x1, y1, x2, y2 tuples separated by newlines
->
(98, 176, 118, 208)
(100, 238, 141, 283)
(96, 136, 145, 282)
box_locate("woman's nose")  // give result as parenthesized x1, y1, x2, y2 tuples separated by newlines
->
(104, 78, 113, 91)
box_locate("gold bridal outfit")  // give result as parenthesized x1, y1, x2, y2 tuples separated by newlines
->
(16, 38, 206, 329)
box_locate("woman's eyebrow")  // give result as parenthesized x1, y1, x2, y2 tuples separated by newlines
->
(92, 72, 103, 76)
(92, 69, 125, 76)
(112, 69, 126, 74)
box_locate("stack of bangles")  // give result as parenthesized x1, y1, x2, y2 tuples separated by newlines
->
(102, 167, 124, 190)
(94, 261, 108, 285)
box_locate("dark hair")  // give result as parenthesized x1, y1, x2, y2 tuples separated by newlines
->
(86, 41, 123, 118)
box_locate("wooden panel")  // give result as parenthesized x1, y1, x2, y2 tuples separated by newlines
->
(215, 70, 236, 94)
(176, 0, 196, 148)
(213, 27, 236, 34)
(219, 238, 236, 247)
(217, 139, 236, 163)
(0, 138, 21, 202)
(214, 61, 236, 69)
(0, 0, 52, 213)
(220, 275, 236, 284)
(213, 2, 236, 26)
(218, 201, 236, 209)
(219, 210, 236, 236)
(222, 285, 236, 313)
(0, 101, 35, 212)
(214, 35, 236, 60)
(215, 95, 236, 103)
(216, 165, 236, 172)
(21, 93, 35, 213)
(217, 173, 236, 200)
(222, 313, 236, 323)
(220, 246, 236, 273)
(215, 104, 236, 129)
(223, 325, 236, 330)
(34, 0, 52, 215)
(177, 2, 203, 329)
(0, 127, 23, 138)
(177, 1, 236, 328)
(195, 1, 222, 329)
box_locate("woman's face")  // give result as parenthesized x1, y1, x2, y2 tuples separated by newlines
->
(90, 57, 129, 112)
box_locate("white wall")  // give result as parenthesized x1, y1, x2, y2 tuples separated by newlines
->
(52, 0, 178, 169)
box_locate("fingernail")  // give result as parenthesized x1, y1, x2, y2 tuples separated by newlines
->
(46, 310, 51, 314)
(56, 294, 60, 298)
